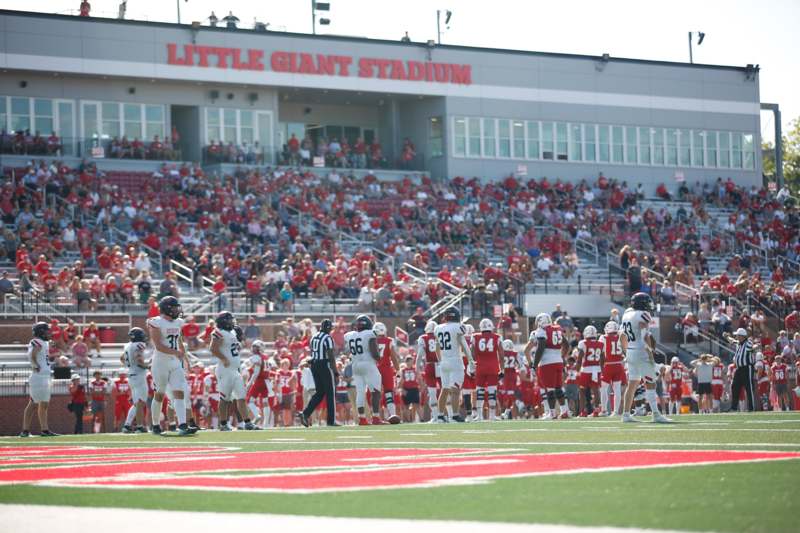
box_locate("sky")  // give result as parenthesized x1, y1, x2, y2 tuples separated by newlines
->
(1, 0, 798, 142)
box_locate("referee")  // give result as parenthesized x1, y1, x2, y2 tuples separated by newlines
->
(725, 327, 755, 412)
(299, 319, 339, 427)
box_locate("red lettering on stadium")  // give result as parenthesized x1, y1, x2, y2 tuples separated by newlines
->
(167, 44, 471, 85)
(1, 446, 797, 494)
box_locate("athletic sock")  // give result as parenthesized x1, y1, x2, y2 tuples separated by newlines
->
(151, 398, 163, 426)
(248, 400, 259, 419)
(612, 382, 622, 414)
(645, 389, 661, 415)
(600, 386, 609, 413)
(124, 405, 137, 427)
(173, 398, 186, 425)
(446, 405, 454, 419)
(387, 403, 397, 417)
(431, 406, 439, 419)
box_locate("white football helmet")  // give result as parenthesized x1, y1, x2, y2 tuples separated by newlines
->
(604, 321, 619, 334)
(583, 325, 597, 339)
(373, 322, 387, 336)
(671, 356, 680, 365)
(425, 320, 437, 334)
(502, 339, 514, 351)
(479, 318, 494, 332)
(536, 313, 552, 328)
(251, 341, 264, 355)
(464, 324, 475, 336)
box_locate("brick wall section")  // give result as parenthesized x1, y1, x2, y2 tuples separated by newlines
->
(0, 394, 118, 436)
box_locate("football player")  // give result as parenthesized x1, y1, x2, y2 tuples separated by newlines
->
(599, 320, 627, 416)
(711, 357, 725, 413)
(20, 322, 58, 437)
(524, 313, 570, 419)
(577, 325, 603, 417)
(771, 355, 790, 411)
(120, 327, 149, 433)
(434, 307, 473, 423)
(461, 324, 477, 421)
(500, 339, 522, 419)
(246, 341, 273, 428)
(374, 322, 401, 424)
(210, 312, 257, 431)
(416, 320, 441, 421)
(148, 296, 196, 435)
(668, 357, 683, 415)
(620, 293, 671, 423)
(346, 315, 383, 425)
(473, 318, 502, 421)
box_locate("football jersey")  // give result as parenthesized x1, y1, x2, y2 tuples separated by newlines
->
(711, 364, 724, 384)
(28, 338, 50, 377)
(212, 328, 241, 369)
(113, 379, 131, 400)
(417, 333, 439, 364)
(503, 350, 520, 370)
(204, 374, 219, 400)
(530, 324, 565, 366)
(578, 338, 603, 369)
(620, 308, 652, 353)
(600, 333, 624, 364)
(122, 341, 147, 378)
(345, 329, 377, 365)
(90, 379, 107, 401)
(376, 336, 395, 370)
(772, 363, 787, 384)
(434, 322, 465, 363)
(401, 367, 419, 389)
(669, 366, 683, 388)
(147, 316, 185, 358)
(472, 331, 501, 372)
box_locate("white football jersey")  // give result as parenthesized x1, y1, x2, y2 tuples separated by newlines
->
(122, 341, 147, 378)
(212, 328, 241, 370)
(434, 322, 465, 363)
(620, 308, 652, 352)
(147, 316, 184, 358)
(345, 329, 377, 365)
(28, 338, 50, 377)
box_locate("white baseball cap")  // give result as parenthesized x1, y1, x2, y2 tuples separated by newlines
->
(734, 328, 748, 337)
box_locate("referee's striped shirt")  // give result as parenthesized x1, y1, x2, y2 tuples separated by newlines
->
(734, 338, 754, 368)
(310, 331, 334, 362)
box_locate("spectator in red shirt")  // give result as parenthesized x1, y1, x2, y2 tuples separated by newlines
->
(245, 275, 262, 313)
(79, 1, 91, 17)
(182, 316, 201, 350)
(68, 375, 87, 434)
(785, 309, 800, 335)
(147, 296, 160, 318)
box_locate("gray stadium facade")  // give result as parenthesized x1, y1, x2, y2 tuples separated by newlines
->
(0, 10, 762, 190)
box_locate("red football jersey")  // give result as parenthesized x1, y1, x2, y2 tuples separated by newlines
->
(401, 367, 419, 389)
(771, 363, 787, 384)
(90, 379, 107, 401)
(540, 324, 564, 350)
(278, 369, 294, 394)
(602, 333, 624, 364)
(419, 333, 438, 363)
(113, 379, 130, 402)
(473, 332, 501, 373)
(670, 367, 683, 388)
(376, 337, 394, 370)
(712, 364, 724, 383)
(581, 339, 603, 368)
(502, 350, 519, 369)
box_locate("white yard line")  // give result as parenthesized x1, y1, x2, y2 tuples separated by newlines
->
(0, 504, 703, 533)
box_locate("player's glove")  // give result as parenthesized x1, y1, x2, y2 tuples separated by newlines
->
(498, 371, 504, 380)
(467, 362, 476, 376)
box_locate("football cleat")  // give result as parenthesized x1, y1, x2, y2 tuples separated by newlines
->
(653, 412, 674, 424)
(437, 415, 449, 424)
(451, 415, 466, 423)
(177, 423, 194, 436)
(540, 412, 553, 421)
(387, 415, 401, 425)
(358, 417, 370, 426)
(218, 424, 232, 432)
(151, 425, 163, 435)
(40, 430, 60, 437)
(298, 412, 310, 428)
(121, 425, 134, 434)
(135, 426, 148, 433)
(579, 410, 588, 417)
(244, 422, 260, 431)
(621, 412, 640, 423)
(371, 416, 388, 425)
(559, 412, 570, 420)
(18, 430, 30, 438)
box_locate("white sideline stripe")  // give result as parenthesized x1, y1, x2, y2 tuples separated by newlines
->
(0, 504, 694, 533)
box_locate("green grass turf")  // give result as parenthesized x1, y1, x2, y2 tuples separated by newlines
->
(1, 412, 799, 532)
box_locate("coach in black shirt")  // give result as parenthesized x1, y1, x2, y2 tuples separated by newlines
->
(299, 319, 339, 427)
(724, 328, 755, 412)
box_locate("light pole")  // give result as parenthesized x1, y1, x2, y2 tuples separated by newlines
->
(437, 10, 452, 44)
(688, 31, 705, 64)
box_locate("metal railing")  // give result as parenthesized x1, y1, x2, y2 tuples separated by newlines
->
(108, 226, 163, 276)
(169, 259, 195, 291)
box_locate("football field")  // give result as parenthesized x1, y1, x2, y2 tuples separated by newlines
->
(1, 412, 798, 533)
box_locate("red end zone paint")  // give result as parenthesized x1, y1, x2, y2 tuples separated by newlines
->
(1, 447, 798, 493)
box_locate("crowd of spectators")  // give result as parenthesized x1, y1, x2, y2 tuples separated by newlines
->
(0, 130, 62, 156)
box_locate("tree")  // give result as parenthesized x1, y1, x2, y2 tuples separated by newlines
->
(765, 117, 800, 192)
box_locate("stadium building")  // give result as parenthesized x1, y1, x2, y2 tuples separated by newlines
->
(0, 9, 762, 189)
